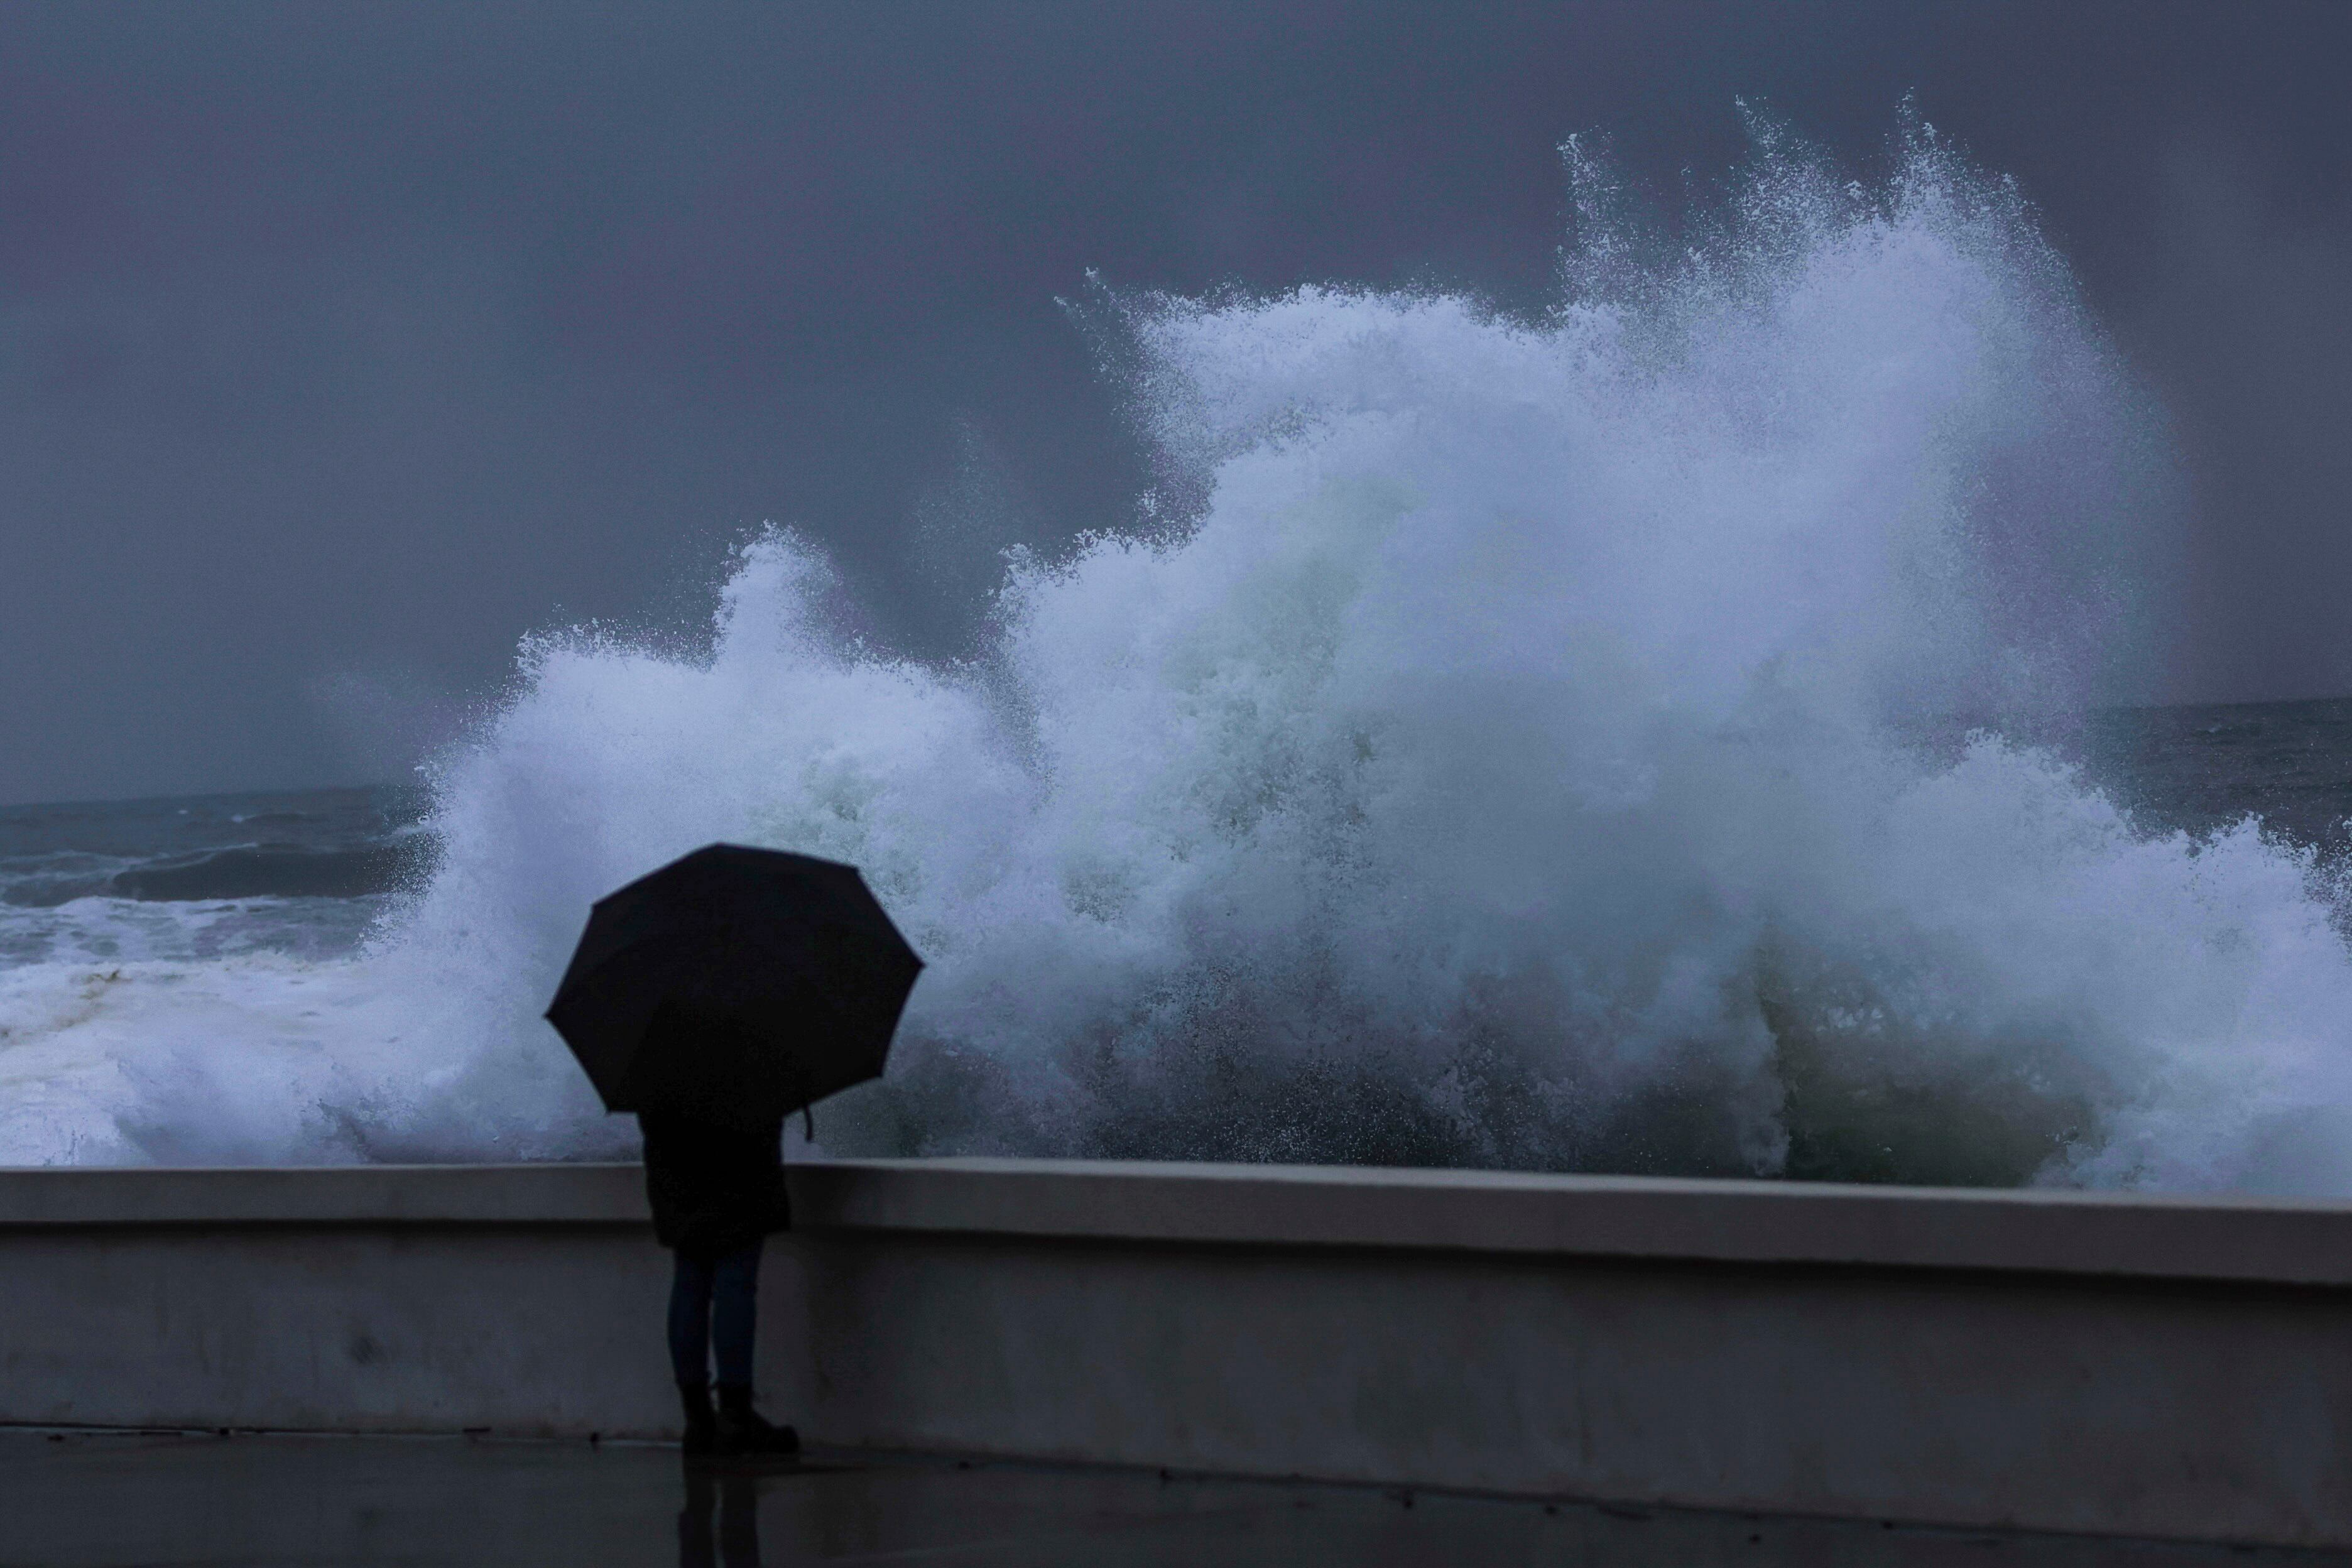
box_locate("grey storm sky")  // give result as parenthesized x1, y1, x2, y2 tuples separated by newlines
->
(3, 1, 2348, 805)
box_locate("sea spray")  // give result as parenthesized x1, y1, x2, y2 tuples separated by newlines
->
(8, 125, 2352, 1191)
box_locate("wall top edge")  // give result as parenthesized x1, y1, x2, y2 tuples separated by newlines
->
(1, 1158, 2346, 1286)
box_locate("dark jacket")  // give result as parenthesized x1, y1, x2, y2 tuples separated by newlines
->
(640, 1111, 791, 1258)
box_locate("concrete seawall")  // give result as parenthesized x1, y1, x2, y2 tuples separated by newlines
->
(5, 1159, 2351, 1547)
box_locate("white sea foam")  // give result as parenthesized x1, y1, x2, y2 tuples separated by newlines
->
(8, 125, 2352, 1189)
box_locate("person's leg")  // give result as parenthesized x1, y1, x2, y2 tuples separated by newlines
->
(709, 1241, 797, 1455)
(669, 1251, 719, 1452)
(670, 1250, 717, 1385)
(707, 1239, 762, 1390)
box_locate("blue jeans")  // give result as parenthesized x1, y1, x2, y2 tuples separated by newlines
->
(668, 1240, 762, 1388)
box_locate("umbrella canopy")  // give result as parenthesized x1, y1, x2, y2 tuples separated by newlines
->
(545, 844, 922, 1130)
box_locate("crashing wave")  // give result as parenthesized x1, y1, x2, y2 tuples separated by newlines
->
(8, 121, 2352, 1192)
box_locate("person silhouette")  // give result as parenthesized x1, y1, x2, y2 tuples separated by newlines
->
(641, 1084, 802, 1456)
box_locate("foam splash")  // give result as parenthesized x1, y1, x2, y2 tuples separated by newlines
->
(9, 125, 2352, 1191)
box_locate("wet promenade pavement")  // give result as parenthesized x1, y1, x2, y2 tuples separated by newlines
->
(3, 1427, 2346, 1567)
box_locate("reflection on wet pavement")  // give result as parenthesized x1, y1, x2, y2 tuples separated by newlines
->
(3, 1428, 2346, 1567)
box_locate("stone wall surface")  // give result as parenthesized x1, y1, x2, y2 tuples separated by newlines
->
(3, 1159, 2349, 1547)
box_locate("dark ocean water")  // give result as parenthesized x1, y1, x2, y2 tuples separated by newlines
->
(0, 783, 431, 969)
(2082, 697, 2352, 856)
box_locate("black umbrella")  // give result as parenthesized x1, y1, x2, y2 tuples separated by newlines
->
(545, 844, 922, 1131)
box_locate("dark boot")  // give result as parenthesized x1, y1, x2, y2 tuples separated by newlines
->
(678, 1380, 717, 1456)
(714, 1383, 799, 1456)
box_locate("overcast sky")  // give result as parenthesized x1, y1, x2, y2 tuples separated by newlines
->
(3, 0, 2348, 805)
